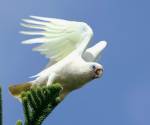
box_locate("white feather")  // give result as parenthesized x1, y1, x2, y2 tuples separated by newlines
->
(83, 41, 107, 62)
(21, 16, 93, 66)
(18, 16, 108, 99)
(22, 37, 50, 44)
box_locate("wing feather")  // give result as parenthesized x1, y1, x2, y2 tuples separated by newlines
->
(83, 41, 107, 62)
(21, 16, 93, 66)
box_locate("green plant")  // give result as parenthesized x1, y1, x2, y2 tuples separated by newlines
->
(16, 83, 62, 125)
(0, 86, 2, 125)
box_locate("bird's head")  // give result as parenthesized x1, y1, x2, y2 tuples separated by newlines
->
(88, 62, 103, 79)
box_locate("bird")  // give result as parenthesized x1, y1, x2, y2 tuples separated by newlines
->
(9, 16, 107, 99)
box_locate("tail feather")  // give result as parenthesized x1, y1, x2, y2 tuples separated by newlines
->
(9, 82, 32, 97)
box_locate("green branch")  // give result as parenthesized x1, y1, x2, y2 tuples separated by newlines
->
(16, 83, 62, 125)
(0, 86, 2, 125)
(16, 120, 23, 125)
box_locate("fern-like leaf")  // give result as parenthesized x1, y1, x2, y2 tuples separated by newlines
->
(17, 83, 62, 125)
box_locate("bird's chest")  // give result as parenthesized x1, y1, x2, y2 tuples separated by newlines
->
(54, 64, 91, 91)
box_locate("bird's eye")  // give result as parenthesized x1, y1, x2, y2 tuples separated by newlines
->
(92, 65, 96, 69)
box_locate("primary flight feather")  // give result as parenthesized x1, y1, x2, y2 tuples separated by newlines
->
(9, 16, 107, 99)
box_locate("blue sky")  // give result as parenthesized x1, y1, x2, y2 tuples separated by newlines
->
(0, 0, 150, 125)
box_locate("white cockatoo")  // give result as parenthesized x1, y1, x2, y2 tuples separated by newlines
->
(9, 16, 107, 99)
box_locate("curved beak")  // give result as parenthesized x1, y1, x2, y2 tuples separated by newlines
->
(95, 68, 103, 77)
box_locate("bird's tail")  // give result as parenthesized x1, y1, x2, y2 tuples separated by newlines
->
(9, 82, 32, 98)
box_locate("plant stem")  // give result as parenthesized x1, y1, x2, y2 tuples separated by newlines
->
(0, 86, 2, 125)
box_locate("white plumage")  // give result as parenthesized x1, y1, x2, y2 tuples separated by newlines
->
(9, 16, 107, 99)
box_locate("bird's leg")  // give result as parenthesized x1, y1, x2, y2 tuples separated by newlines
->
(47, 73, 56, 86)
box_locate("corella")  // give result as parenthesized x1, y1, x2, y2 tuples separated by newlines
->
(9, 16, 107, 99)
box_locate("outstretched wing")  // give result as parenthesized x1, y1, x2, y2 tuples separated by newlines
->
(21, 16, 93, 66)
(83, 41, 107, 62)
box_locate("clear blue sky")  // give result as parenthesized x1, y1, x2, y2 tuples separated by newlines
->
(0, 0, 150, 125)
